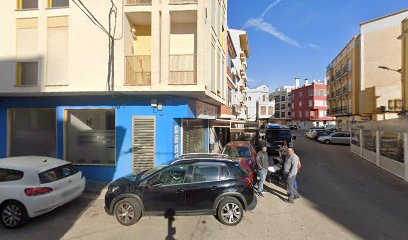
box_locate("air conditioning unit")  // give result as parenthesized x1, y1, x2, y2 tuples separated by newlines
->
(379, 106, 387, 113)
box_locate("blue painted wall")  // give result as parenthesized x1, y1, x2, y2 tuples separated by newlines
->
(0, 95, 197, 181)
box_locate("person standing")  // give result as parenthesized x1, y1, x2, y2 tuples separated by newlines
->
(284, 147, 300, 203)
(256, 146, 269, 197)
(279, 139, 289, 163)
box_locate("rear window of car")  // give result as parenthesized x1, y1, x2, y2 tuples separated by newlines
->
(0, 168, 24, 182)
(39, 164, 79, 184)
(223, 146, 252, 158)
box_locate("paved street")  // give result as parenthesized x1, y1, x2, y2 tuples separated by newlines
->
(1, 133, 408, 240)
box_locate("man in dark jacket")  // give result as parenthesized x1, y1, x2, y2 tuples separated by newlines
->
(256, 146, 269, 197)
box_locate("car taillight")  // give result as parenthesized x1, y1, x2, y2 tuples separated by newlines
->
(25, 187, 53, 197)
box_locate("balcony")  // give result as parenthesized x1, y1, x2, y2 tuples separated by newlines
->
(125, 56, 151, 85)
(330, 107, 351, 115)
(126, 0, 152, 5)
(169, 54, 197, 85)
(169, 0, 198, 4)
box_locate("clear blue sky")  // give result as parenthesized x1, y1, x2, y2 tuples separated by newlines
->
(228, 0, 408, 90)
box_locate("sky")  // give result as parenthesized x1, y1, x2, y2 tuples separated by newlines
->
(228, 0, 408, 90)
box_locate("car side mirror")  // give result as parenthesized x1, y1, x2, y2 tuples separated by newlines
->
(292, 136, 297, 140)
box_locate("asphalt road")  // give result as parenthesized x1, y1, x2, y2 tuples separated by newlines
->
(1, 132, 408, 240)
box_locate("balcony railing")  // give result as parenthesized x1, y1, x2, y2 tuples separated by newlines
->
(330, 107, 351, 115)
(126, 0, 152, 5)
(169, 54, 197, 85)
(169, 0, 198, 4)
(125, 55, 151, 85)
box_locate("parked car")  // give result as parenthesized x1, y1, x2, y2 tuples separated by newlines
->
(0, 156, 85, 228)
(264, 124, 296, 154)
(104, 159, 257, 226)
(222, 141, 257, 182)
(305, 128, 326, 139)
(313, 131, 334, 140)
(318, 132, 351, 145)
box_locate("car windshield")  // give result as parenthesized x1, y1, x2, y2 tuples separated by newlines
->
(223, 146, 252, 158)
(266, 130, 291, 142)
(137, 166, 166, 181)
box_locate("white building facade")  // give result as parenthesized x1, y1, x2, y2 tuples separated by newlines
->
(246, 85, 274, 121)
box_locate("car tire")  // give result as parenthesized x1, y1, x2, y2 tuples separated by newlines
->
(1, 201, 28, 229)
(324, 139, 331, 144)
(114, 198, 142, 226)
(217, 197, 244, 226)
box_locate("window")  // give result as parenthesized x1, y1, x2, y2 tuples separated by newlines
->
(148, 166, 188, 185)
(299, 111, 302, 118)
(192, 165, 220, 183)
(281, 112, 286, 118)
(220, 166, 230, 180)
(47, 17, 69, 85)
(287, 111, 292, 116)
(308, 100, 313, 107)
(319, 110, 326, 117)
(319, 90, 324, 96)
(308, 89, 313, 96)
(248, 96, 252, 101)
(16, 18, 39, 86)
(9, 109, 56, 157)
(48, 0, 69, 8)
(39, 164, 79, 184)
(17, 62, 38, 86)
(260, 106, 266, 115)
(263, 95, 266, 102)
(66, 109, 116, 165)
(362, 130, 376, 153)
(223, 146, 252, 158)
(380, 132, 404, 163)
(17, 0, 38, 9)
(0, 169, 24, 182)
(305, 111, 309, 117)
(298, 101, 302, 107)
(281, 96, 286, 102)
(268, 106, 273, 115)
(281, 104, 285, 110)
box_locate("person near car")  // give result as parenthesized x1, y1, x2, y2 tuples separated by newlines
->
(256, 146, 269, 197)
(284, 147, 300, 204)
(279, 139, 289, 163)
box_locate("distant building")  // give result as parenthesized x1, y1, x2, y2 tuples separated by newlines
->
(270, 86, 294, 125)
(401, 17, 408, 113)
(291, 80, 334, 129)
(326, 35, 361, 130)
(246, 85, 274, 121)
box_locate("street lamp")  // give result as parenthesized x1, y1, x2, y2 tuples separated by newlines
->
(378, 66, 402, 73)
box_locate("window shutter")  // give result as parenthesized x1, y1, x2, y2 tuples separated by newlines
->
(132, 117, 156, 173)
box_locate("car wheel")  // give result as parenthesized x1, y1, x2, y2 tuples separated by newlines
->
(217, 197, 244, 226)
(114, 198, 142, 226)
(324, 139, 331, 144)
(1, 201, 28, 229)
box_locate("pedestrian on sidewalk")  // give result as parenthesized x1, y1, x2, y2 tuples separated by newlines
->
(284, 147, 300, 204)
(256, 146, 269, 197)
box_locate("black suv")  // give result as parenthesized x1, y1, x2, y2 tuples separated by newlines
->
(104, 159, 256, 226)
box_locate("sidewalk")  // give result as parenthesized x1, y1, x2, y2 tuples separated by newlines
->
(82, 180, 110, 200)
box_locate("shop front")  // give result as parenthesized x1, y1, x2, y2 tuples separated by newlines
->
(0, 95, 197, 181)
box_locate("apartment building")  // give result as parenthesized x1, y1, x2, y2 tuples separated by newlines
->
(360, 9, 408, 121)
(270, 86, 294, 125)
(246, 85, 274, 121)
(228, 29, 250, 120)
(219, 29, 249, 120)
(326, 35, 361, 130)
(292, 81, 333, 129)
(0, 0, 228, 181)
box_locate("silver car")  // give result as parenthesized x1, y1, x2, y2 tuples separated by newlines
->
(318, 132, 351, 145)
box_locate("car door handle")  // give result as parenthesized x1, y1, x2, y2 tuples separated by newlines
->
(175, 189, 184, 193)
(210, 186, 219, 191)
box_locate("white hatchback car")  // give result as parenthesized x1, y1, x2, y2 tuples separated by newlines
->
(0, 156, 85, 228)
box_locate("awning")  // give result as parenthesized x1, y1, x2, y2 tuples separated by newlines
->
(352, 116, 408, 132)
